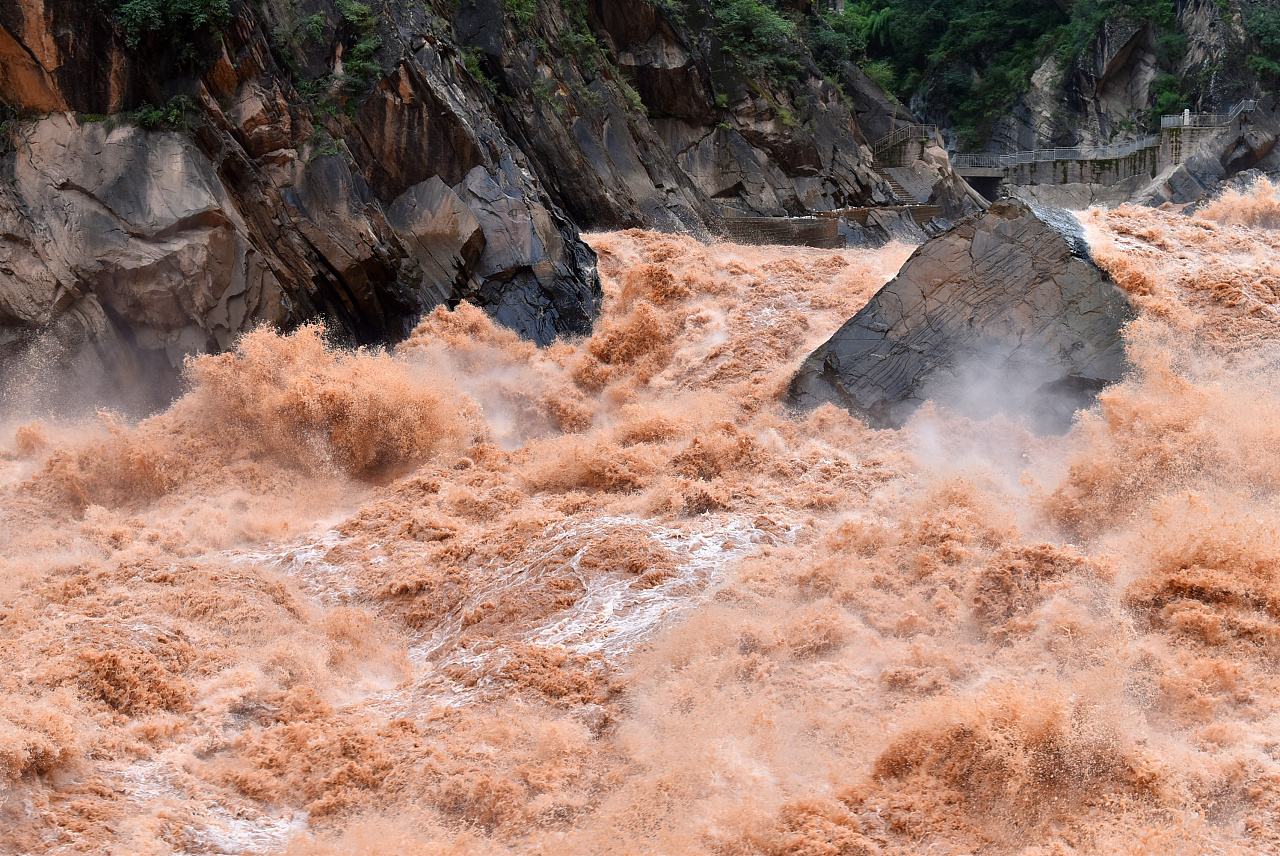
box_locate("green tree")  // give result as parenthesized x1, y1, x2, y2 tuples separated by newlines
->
(712, 0, 801, 82)
(1245, 3, 1280, 81)
(824, 0, 1196, 147)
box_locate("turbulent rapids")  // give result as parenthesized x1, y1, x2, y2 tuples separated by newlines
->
(3, 182, 1280, 854)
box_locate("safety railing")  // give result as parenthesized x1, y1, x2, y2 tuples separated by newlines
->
(951, 153, 1007, 169)
(952, 99, 1257, 172)
(953, 135, 1159, 169)
(1159, 98, 1257, 129)
(1232, 98, 1258, 119)
(1007, 135, 1159, 164)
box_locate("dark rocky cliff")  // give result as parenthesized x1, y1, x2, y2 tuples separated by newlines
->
(0, 0, 969, 408)
(1, 0, 604, 408)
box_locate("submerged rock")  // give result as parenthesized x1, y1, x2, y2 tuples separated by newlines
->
(786, 199, 1134, 432)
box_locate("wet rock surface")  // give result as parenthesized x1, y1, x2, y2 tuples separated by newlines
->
(787, 199, 1135, 431)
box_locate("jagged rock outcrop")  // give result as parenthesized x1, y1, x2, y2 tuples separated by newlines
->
(0, 0, 981, 409)
(465, 0, 959, 224)
(988, 20, 1161, 152)
(1, 117, 286, 365)
(787, 199, 1134, 432)
(0, 0, 603, 406)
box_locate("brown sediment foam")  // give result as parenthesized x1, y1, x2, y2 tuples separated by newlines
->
(25, 325, 469, 513)
(2, 190, 1280, 854)
(1196, 176, 1280, 230)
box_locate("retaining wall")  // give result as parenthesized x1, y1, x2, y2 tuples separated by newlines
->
(1006, 146, 1159, 186)
(721, 217, 843, 248)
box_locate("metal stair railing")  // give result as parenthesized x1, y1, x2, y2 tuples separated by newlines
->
(872, 124, 937, 158)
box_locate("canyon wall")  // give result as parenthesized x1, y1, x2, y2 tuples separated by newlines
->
(983, 0, 1272, 152)
(0, 0, 975, 406)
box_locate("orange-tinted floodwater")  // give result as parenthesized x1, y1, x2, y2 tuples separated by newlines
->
(2, 182, 1280, 854)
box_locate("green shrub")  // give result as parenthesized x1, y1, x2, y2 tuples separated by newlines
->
(1052, 0, 1179, 68)
(132, 95, 196, 130)
(295, 75, 341, 117)
(1150, 71, 1185, 116)
(862, 59, 896, 93)
(712, 0, 801, 82)
(504, 0, 538, 29)
(620, 79, 647, 115)
(335, 0, 382, 96)
(463, 48, 498, 95)
(1249, 53, 1280, 79)
(812, 1, 889, 78)
(307, 127, 346, 162)
(1245, 4, 1280, 80)
(830, 0, 1199, 147)
(531, 78, 558, 103)
(300, 12, 327, 45)
(104, 0, 230, 54)
(560, 0, 600, 74)
(651, 0, 687, 27)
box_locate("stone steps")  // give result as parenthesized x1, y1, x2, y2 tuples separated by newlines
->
(879, 172, 914, 204)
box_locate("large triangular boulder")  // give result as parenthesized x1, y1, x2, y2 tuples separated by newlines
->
(786, 199, 1134, 432)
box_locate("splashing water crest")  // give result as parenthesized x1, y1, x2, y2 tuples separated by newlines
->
(2, 189, 1280, 854)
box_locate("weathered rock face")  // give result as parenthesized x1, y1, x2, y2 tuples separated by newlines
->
(1137, 100, 1280, 206)
(787, 199, 1134, 432)
(0, 0, 140, 113)
(0, 0, 604, 406)
(985, 22, 1158, 153)
(0, 116, 290, 408)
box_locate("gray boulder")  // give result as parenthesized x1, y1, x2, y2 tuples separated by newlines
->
(786, 199, 1134, 432)
(0, 116, 287, 409)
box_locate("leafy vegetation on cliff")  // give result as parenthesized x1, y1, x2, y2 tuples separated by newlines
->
(822, 0, 1069, 146)
(92, 0, 1270, 153)
(104, 0, 230, 54)
(814, 0, 1185, 145)
(682, 0, 1215, 147)
(1245, 2, 1280, 82)
(335, 0, 382, 95)
(710, 0, 802, 81)
(808, 0, 1248, 147)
